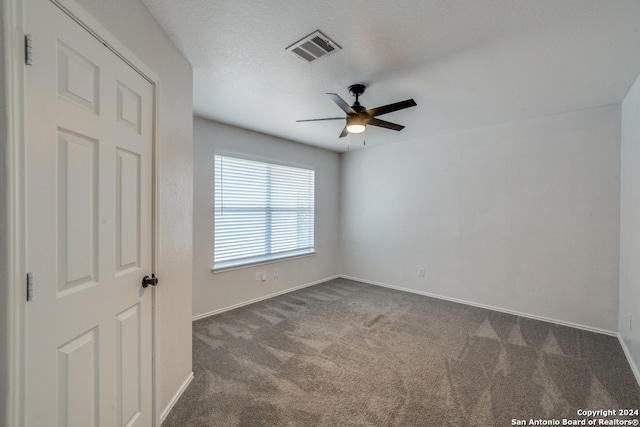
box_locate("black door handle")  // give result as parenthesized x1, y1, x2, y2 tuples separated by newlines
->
(142, 274, 158, 288)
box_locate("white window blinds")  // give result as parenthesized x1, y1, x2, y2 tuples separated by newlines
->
(214, 154, 315, 270)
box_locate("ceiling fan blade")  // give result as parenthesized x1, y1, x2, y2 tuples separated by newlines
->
(339, 126, 349, 138)
(367, 118, 405, 131)
(367, 99, 417, 117)
(327, 93, 357, 114)
(296, 117, 345, 122)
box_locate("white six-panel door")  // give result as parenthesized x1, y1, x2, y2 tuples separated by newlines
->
(24, 1, 154, 426)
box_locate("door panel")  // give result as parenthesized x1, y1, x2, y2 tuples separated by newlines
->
(116, 303, 142, 426)
(57, 328, 98, 427)
(25, 1, 154, 426)
(57, 41, 100, 114)
(116, 148, 141, 274)
(57, 129, 99, 294)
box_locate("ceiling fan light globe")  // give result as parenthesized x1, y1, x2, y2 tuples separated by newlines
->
(347, 124, 366, 133)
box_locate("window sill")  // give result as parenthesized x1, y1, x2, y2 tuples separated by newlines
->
(211, 251, 316, 274)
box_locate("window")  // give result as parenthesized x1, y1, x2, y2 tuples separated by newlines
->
(213, 154, 315, 270)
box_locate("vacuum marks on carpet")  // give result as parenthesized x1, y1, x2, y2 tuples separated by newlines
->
(163, 279, 640, 426)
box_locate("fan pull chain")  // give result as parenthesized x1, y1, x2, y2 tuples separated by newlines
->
(347, 132, 350, 151)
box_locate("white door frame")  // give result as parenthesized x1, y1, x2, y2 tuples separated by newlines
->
(3, 0, 27, 424)
(3, 0, 161, 425)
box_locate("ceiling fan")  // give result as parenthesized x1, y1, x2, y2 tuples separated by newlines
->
(297, 84, 417, 138)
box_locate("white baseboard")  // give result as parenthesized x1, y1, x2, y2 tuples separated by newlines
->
(160, 371, 194, 423)
(339, 275, 618, 337)
(618, 334, 640, 387)
(192, 275, 340, 321)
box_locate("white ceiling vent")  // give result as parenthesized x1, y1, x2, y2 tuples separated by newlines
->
(286, 30, 341, 63)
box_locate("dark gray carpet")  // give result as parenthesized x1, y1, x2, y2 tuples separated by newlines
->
(163, 278, 640, 426)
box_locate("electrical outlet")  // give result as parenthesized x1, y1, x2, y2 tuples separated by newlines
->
(418, 267, 425, 277)
(261, 271, 267, 282)
(255, 272, 260, 282)
(273, 268, 279, 278)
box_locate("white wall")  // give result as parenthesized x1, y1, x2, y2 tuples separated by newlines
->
(193, 117, 340, 318)
(340, 104, 621, 332)
(66, 0, 194, 417)
(620, 72, 640, 378)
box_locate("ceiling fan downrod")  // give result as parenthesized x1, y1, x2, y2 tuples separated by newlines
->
(348, 83, 366, 107)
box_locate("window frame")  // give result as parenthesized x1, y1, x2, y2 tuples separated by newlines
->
(211, 152, 316, 272)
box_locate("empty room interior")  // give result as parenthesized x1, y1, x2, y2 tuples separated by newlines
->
(3, 0, 640, 426)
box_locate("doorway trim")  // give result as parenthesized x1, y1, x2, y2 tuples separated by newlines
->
(3, 0, 27, 425)
(4, 0, 162, 425)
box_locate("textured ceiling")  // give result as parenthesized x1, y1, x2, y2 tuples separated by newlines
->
(142, 0, 640, 152)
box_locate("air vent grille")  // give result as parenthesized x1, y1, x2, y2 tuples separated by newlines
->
(286, 30, 341, 63)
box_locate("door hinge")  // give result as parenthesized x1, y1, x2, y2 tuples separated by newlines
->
(26, 272, 34, 301)
(24, 34, 33, 66)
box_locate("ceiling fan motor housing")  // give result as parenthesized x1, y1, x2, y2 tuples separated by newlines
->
(348, 84, 366, 98)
